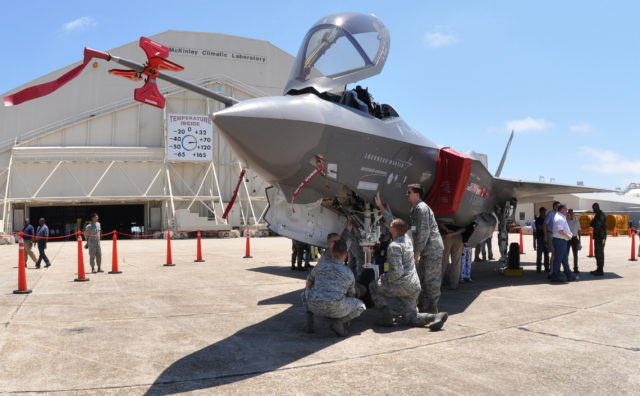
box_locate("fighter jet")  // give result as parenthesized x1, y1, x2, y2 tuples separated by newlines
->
(4, 12, 605, 260)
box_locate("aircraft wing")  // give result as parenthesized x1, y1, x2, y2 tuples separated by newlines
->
(492, 177, 613, 204)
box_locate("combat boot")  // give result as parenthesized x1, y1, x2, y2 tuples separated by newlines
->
(427, 312, 448, 331)
(303, 311, 315, 333)
(330, 318, 348, 337)
(404, 312, 434, 327)
(374, 308, 396, 327)
(426, 298, 439, 314)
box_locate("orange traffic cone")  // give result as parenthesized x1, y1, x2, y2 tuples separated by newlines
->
(14, 233, 32, 294)
(519, 226, 525, 254)
(164, 230, 175, 266)
(75, 232, 89, 282)
(109, 231, 122, 274)
(588, 229, 594, 257)
(194, 229, 205, 262)
(630, 228, 637, 262)
(613, 228, 617, 237)
(243, 229, 253, 259)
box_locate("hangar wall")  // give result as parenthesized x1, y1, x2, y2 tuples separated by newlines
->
(0, 30, 294, 234)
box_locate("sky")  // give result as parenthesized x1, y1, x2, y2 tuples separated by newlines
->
(1, 1, 639, 190)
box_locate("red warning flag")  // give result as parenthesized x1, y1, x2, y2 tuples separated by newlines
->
(3, 48, 110, 106)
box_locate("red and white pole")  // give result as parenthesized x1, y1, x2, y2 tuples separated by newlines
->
(519, 226, 525, 254)
(14, 232, 32, 294)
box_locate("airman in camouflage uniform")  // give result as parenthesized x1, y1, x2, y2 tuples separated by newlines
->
(376, 185, 444, 314)
(369, 218, 448, 329)
(341, 220, 365, 278)
(301, 239, 365, 336)
(84, 213, 102, 273)
(590, 203, 607, 276)
(318, 232, 341, 263)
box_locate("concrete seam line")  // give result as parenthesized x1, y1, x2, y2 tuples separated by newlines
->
(516, 327, 639, 352)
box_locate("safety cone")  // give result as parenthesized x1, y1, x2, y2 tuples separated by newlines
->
(613, 228, 617, 237)
(164, 229, 175, 266)
(588, 229, 594, 258)
(14, 233, 32, 294)
(630, 228, 637, 261)
(519, 226, 525, 254)
(243, 229, 253, 259)
(109, 231, 122, 274)
(75, 232, 89, 282)
(194, 229, 205, 262)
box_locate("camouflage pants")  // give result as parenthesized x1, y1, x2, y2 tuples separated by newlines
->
(369, 279, 420, 321)
(89, 244, 102, 270)
(301, 289, 365, 321)
(417, 247, 443, 308)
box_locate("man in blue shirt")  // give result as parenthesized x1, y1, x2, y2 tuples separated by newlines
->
(21, 219, 37, 268)
(35, 217, 51, 269)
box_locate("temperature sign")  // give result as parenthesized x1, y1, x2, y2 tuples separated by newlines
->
(167, 114, 213, 161)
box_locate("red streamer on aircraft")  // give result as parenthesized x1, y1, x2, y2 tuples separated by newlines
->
(222, 169, 246, 219)
(3, 48, 110, 107)
(291, 157, 327, 213)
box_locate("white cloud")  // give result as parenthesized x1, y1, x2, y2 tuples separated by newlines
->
(505, 117, 554, 133)
(580, 146, 640, 175)
(570, 122, 595, 133)
(424, 27, 458, 48)
(62, 16, 96, 32)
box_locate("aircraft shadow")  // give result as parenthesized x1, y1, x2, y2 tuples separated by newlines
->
(146, 260, 621, 394)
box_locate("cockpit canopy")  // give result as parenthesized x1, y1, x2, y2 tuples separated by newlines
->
(283, 12, 390, 94)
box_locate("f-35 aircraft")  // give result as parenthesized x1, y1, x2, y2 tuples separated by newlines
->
(4, 12, 604, 261)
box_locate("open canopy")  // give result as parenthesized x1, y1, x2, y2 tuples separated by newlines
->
(283, 12, 390, 94)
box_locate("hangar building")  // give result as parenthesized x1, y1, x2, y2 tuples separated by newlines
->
(0, 31, 295, 237)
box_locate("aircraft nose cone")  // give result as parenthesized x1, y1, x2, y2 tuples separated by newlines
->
(212, 96, 325, 182)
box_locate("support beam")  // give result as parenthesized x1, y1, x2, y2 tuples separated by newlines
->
(143, 167, 163, 196)
(187, 163, 212, 211)
(88, 161, 115, 197)
(2, 145, 15, 233)
(168, 163, 216, 215)
(32, 160, 62, 198)
(239, 162, 258, 226)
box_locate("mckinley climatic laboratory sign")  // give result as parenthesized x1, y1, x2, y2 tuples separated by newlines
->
(166, 114, 213, 162)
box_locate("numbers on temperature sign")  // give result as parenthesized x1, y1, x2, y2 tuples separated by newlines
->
(167, 114, 213, 161)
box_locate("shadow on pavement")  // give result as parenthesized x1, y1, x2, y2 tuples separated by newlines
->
(145, 287, 362, 395)
(146, 260, 621, 394)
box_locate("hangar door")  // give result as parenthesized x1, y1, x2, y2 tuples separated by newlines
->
(28, 204, 145, 240)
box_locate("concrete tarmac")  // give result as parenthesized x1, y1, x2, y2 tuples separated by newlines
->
(1, 234, 638, 395)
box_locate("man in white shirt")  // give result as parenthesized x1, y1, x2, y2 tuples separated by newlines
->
(544, 201, 560, 271)
(551, 205, 577, 282)
(566, 209, 581, 273)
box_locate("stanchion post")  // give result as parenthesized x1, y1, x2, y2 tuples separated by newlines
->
(588, 229, 594, 258)
(243, 228, 253, 259)
(630, 228, 637, 262)
(14, 232, 32, 294)
(194, 229, 205, 262)
(75, 232, 90, 282)
(109, 230, 122, 273)
(164, 229, 175, 266)
(519, 226, 525, 254)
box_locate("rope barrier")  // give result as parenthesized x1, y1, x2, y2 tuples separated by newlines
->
(1, 228, 272, 241)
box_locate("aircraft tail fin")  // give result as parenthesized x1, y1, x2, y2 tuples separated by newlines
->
(495, 130, 514, 177)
